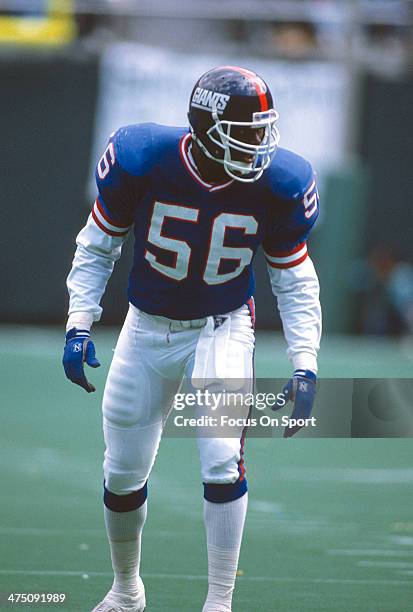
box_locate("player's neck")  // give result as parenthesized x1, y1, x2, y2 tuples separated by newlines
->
(190, 141, 230, 185)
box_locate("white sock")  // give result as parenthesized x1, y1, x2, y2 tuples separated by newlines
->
(104, 501, 147, 595)
(203, 493, 248, 611)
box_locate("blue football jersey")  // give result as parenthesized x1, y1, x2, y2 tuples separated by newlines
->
(93, 123, 319, 319)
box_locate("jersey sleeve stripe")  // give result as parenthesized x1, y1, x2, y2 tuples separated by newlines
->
(95, 197, 131, 230)
(264, 241, 306, 258)
(92, 203, 130, 237)
(266, 250, 308, 269)
(264, 243, 307, 266)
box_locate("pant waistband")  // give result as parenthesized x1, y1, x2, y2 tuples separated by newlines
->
(169, 317, 208, 331)
(130, 303, 208, 332)
(130, 303, 248, 333)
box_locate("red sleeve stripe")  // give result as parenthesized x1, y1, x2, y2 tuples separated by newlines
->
(92, 208, 129, 237)
(92, 201, 131, 237)
(264, 243, 308, 267)
(266, 251, 308, 269)
(95, 198, 131, 230)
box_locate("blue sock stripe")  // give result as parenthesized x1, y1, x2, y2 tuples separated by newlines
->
(103, 482, 148, 512)
(204, 478, 248, 503)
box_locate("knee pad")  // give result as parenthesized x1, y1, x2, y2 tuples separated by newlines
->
(103, 419, 162, 494)
(198, 436, 246, 485)
(103, 465, 149, 497)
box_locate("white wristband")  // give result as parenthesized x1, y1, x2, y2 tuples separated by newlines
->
(66, 312, 94, 332)
(291, 352, 318, 375)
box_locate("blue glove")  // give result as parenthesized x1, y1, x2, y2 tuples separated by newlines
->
(273, 369, 317, 438)
(63, 328, 101, 393)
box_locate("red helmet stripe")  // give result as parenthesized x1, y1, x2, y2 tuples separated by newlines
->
(220, 65, 269, 111)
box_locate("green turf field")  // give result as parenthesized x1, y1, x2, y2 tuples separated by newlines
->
(0, 326, 412, 611)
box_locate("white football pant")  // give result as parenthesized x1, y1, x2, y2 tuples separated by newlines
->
(102, 302, 255, 495)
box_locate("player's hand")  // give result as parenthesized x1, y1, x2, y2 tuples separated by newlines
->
(62, 328, 101, 393)
(273, 369, 317, 438)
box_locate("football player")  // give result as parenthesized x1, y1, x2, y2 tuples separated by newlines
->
(63, 65, 321, 611)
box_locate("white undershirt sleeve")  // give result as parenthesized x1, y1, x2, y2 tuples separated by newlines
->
(66, 212, 130, 331)
(266, 256, 322, 373)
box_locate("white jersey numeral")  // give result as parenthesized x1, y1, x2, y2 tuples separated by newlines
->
(145, 203, 257, 284)
(97, 142, 115, 179)
(145, 202, 199, 281)
(303, 179, 318, 219)
(204, 213, 258, 285)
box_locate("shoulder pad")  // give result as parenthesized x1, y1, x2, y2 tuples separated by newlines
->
(112, 123, 187, 177)
(111, 123, 155, 176)
(266, 148, 314, 201)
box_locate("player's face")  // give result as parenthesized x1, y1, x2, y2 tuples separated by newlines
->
(227, 126, 265, 174)
(229, 126, 265, 164)
(192, 125, 267, 184)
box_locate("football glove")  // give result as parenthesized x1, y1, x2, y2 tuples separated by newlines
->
(273, 369, 317, 438)
(63, 328, 100, 393)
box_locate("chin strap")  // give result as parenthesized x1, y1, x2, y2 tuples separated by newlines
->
(187, 141, 199, 171)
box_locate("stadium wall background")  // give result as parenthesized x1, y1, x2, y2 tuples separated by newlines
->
(1, 54, 411, 332)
